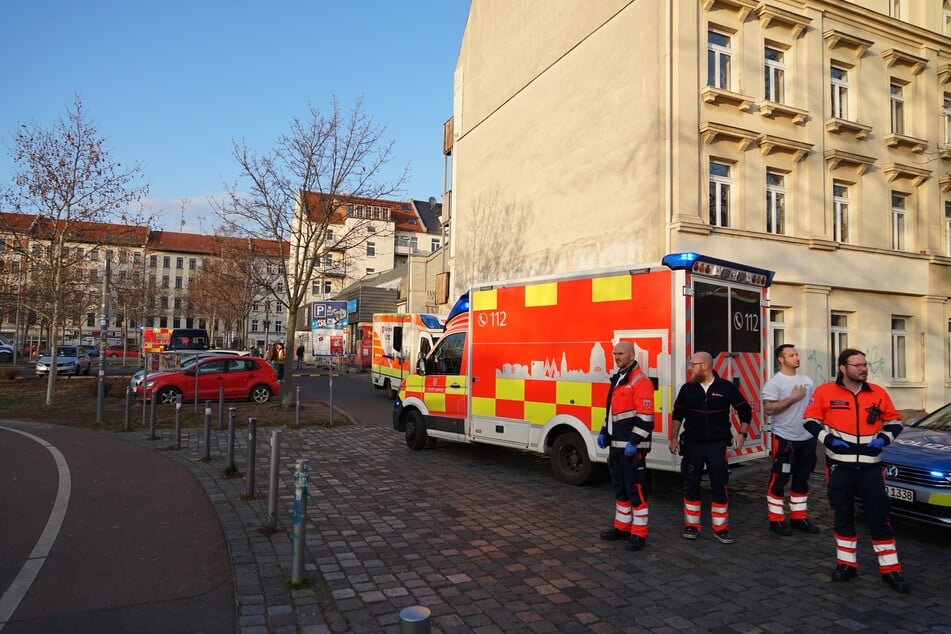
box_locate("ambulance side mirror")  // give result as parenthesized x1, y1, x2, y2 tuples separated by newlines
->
(417, 358, 427, 375)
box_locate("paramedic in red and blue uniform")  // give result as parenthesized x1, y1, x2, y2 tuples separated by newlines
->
(598, 341, 655, 552)
(803, 348, 909, 593)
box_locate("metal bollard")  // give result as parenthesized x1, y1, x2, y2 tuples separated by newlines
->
(266, 429, 281, 530)
(149, 394, 157, 439)
(399, 606, 432, 634)
(291, 458, 309, 584)
(295, 386, 301, 426)
(217, 387, 224, 429)
(245, 417, 257, 498)
(124, 387, 132, 432)
(227, 407, 236, 471)
(174, 402, 182, 449)
(202, 401, 212, 461)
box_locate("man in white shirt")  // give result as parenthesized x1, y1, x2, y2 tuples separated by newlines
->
(762, 344, 819, 536)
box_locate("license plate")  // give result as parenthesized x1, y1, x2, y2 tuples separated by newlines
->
(886, 485, 914, 502)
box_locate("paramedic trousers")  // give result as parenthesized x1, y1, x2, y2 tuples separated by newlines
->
(827, 463, 901, 573)
(608, 447, 649, 538)
(767, 436, 817, 522)
(680, 439, 730, 532)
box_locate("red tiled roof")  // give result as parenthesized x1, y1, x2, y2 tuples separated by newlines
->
(301, 191, 404, 225)
(0, 212, 150, 246)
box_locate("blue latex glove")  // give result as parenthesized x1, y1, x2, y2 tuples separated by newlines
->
(830, 438, 851, 450)
(597, 433, 608, 449)
(624, 441, 638, 457)
(868, 437, 886, 450)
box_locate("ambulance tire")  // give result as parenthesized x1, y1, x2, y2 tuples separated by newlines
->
(385, 379, 398, 400)
(404, 410, 428, 450)
(551, 432, 594, 486)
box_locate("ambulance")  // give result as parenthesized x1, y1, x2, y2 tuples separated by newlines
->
(371, 313, 445, 399)
(392, 252, 775, 485)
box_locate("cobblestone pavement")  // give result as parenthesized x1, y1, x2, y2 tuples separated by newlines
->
(121, 414, 949, 634)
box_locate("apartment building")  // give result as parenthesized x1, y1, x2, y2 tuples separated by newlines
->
(447, 0, 951, 409)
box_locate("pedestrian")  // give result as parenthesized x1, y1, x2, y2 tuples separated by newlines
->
(296, 343, 305, 370)
(669, 351, 752, 544)
(276, 342, 285, 380)
(762, 344, 820, 536)
(597, 341, 655, 552)
(803, 348, 909, 593)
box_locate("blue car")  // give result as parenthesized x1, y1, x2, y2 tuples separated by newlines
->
(880, 403, 951, 526)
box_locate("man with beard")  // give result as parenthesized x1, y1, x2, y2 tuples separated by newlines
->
(669, 351, 752, 544)
(803, 348, 909, 593)
(762, 344, 819, 536)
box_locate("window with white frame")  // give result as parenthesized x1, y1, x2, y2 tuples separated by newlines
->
(945, 202, 951, 256)
(891, 316, 907, 380)
(367, 241, 376, 257)
(769, 309, 786, 374)
(830, 312, 849, 372)
(890, 82, 905, 134)
(764, 46, 785, 103)
(707, 30, 732, 89)
(431, 239, 440, 252)
(325, 229, 334, 246)
(891, 192, 907, 251)
(944, 94, 951, 145)
(766, 170, 786, 235)
(323, 281, 332, 294)
(830, 65, 849, 119)
(709, 160, 731, 227)
(832, 181, 850, 243)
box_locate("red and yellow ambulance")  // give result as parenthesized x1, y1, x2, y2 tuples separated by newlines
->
(371, 313, 444, 399)
(393, 253, 775, 484)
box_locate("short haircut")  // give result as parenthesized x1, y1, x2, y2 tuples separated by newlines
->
(775, 343, 795, 360)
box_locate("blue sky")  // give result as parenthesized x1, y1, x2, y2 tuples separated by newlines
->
(0, 1, 470, 233)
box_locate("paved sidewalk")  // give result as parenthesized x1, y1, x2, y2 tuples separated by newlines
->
(120, 417, 950, 634)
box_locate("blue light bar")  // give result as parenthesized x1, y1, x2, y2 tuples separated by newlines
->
(662, 252, 775, 287)
(445, 292, 470, 325)
(419, 314, 442, 330)
(661, 252, 700, 270)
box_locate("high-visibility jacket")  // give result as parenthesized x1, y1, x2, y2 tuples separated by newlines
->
(605, 362, 655, 450)
(803, 378, 902, 467)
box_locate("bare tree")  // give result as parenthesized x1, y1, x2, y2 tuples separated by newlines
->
(0, 97, 148, 404)
(216, 96, 406, 405)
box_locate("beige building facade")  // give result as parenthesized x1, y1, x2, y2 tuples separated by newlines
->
(448, 0, 951, 410)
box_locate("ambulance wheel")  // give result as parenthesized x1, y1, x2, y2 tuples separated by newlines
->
(385, 379, 398, 400)
(404, 410, 427, 450)
(551, 432, 593, 485)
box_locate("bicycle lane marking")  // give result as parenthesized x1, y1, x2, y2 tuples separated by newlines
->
(0, 426, 71, 632)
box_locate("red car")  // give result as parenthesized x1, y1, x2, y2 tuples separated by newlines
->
(106, 345, 142, 359)
(136, 355, 279, 404)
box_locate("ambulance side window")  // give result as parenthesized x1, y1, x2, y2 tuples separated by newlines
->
(428, 332, 464, 375)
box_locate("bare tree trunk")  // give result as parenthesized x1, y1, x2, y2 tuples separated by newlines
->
(280, 311, 300, 407)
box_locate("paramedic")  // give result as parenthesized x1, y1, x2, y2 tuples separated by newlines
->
(598, 341, 655, 552)
(762, 344, 819, 536)
(803, 348, 909, 593)
(669, 351, 752, 545)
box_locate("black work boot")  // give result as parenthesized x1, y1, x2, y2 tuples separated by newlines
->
(599, 527, 626, 541)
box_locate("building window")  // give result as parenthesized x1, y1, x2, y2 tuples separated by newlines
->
(173, 317, 181, 329)
(830, 65, 849, 119)
(149, 255, 157, 267)
(431, 239, 440, 252)
(947, 320, 951, 379)
(90, 249, 99, 261)
(943, 95, 951, 145)
(251, 320, 259, 332)
(891, 316, 907, 380)
(133, 252, 142, 265)
(890, 82, 905, 134)
(311, 282, 320, 294)
(163, 256, 170, 268)
(86, 312, 95, 327)
(175, 257, 183, 269)
(891, 192, 907, 251)
(323, 281, 332, 294)
(831, 312, 849, 372)
(366, 268, 375, 276)
(161, 275, 169, 289)
(189, 258, 196, 270)
(174, 298, 182, 310)
(769, 309, 786, 374)
(175, 276, 183, 289)
(367, 241, 376, 257)
(766, 170, 786, 235)
(945, 202, 951, 256)
(832, 181, 850, 243)
(325, 229, 334, 245)
(709, 160, 731, 227)
(889, 0, 901, 19)
(707, 30, 732, 90)
(160, 296, 169, 308)
(764, 46, 785, 103)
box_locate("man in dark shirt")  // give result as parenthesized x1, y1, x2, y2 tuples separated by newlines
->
(669, 351, 752, 544)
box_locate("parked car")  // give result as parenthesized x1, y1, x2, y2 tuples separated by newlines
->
(35, 346, 92, 376)
(105, 345, 142, 359)
(83, 345, 100, 358)
(135, 355, 278, 404)
(880, 402, 951, 526)
(129, 349, 252, 389)
(0, 335, 13, 363)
